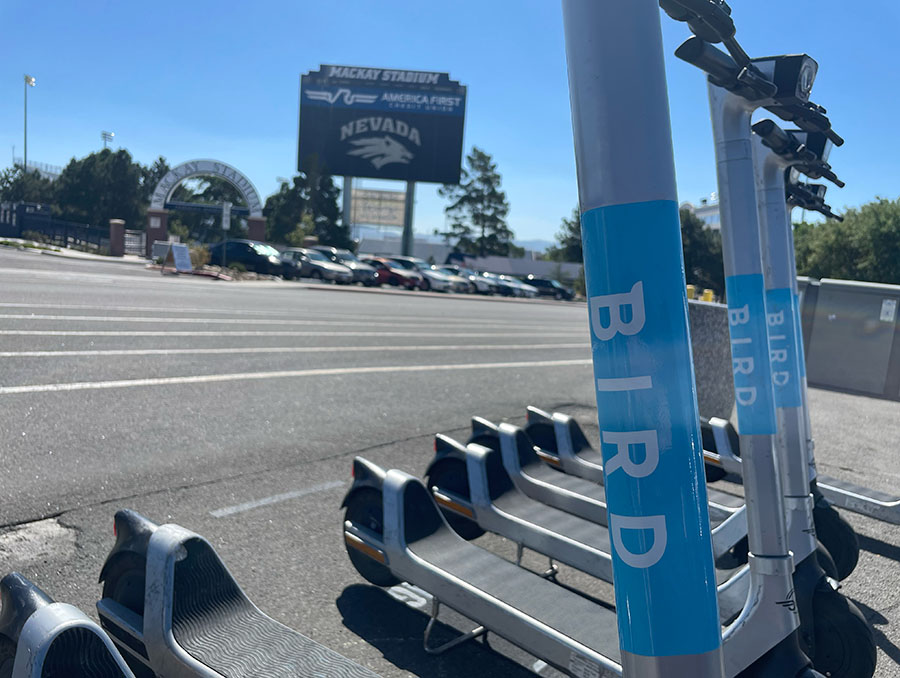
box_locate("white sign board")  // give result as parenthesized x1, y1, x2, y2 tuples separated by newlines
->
(171, 243, 193, 272)
(221, 201, 232, 231)
(880, 298, 897, 323)
(351, 188, 406, 227)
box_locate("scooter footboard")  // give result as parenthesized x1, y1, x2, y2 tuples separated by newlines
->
(1, 572, 134, 678)
(380, 470, 623, 677)
(100, 516, 381, 678)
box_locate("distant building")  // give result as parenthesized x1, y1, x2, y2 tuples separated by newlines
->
(681, 194, 720, 230)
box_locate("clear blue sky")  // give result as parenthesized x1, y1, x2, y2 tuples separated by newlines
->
(2, 1, 897, 241)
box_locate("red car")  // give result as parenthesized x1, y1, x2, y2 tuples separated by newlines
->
(361, 257, 424, 289)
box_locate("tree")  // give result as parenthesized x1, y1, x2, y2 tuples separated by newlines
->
(0, 166, 55, 204)
(140, 156, 170, 203)
(437, 147, 514, 256)
(264, 155, 348, 248)
(679, 207, 724, 296)
(54, 150, 146, 228)
(168, 175, 248, 242)
(794, 198, 900, 284)
(545, 207, 582, 262)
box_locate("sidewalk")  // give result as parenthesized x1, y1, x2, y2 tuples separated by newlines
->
(0, 237, 151, 265)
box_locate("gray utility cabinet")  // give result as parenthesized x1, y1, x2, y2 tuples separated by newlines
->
(806, 279, 900, 398)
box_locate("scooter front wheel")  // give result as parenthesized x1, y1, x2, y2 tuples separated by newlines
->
(813, 497, 859, 580)
(425, 460, 485, 541)
(101, 552, 147, 616)
(812, 585, 877, 678)
(344, 488, 400, 587)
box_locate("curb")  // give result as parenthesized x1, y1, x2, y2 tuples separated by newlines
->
(39, 250, 151, 266)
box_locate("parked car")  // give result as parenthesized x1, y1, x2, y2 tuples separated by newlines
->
(435, 266, 477, 293)
(208, 240, 286, 277)
(360, 257, 423, 289)
(440, 265, 496, 294)
(479, 271, 516, 296)
(525, 275, 575, 300)
(311, 246, 378, 286)
(499, 275, 538, 298)
(282, 247, 353, 283)
(386, 256, 454, 292)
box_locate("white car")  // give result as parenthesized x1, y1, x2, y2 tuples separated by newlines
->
(388, 256, 454, 292)
(435, 266, 474, 293)
(501, 275, 539, 298)
(440, 265, 493, 294)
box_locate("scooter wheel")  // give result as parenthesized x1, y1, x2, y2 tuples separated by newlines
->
(425, 461, 485, 541)
(704, 462, 727, 483)
(811, 586, 876, 678)
(813, 498, 859, 581)
(0, 635, 16, 678)
(343, 488, 400, 587)
(815, 539, 839, 581)
(101, 552, 147, 615)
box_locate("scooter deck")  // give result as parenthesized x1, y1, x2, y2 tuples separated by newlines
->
(817, 474, 900, 524)
(171, 539, 379, 677)
(408, 515, 622, 663)
(564, 442, 745, 513)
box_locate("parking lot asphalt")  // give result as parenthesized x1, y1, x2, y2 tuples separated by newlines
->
(0, 248, 897, 677)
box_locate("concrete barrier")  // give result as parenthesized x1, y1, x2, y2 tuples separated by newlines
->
(688, 279, 900, 413)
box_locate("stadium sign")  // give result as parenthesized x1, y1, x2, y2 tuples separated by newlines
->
(298, 64, 466, 184)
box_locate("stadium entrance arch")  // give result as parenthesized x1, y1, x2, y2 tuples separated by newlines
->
(145, 159, 266, 256)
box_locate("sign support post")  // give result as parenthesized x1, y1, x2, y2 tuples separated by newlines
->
(342, 177, 353, 239)
(401, 181, 415, 256)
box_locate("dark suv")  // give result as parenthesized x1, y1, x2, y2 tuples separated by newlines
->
(207, 240, 289, 277)
(525, 276, 575, 300)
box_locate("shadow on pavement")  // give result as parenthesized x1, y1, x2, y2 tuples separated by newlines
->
(336, 584, 539, 678)
(858, 533, 900, 562)
(852, 598, 900, 666)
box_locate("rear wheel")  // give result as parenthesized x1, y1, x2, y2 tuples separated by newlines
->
(101, 552, 147, 615)
(811, 585, 876, 678)
(425, 461, 484, 540)
(420, 279, 430, 291)
(0, 635, 16, 678)
(310, 270, 323, 281)
(344, 489, 400, 587)
(813, 496, 859, 580)
(815, 539, 839, 581)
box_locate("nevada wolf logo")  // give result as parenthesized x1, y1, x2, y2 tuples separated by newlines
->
(347, 136, 414, 169)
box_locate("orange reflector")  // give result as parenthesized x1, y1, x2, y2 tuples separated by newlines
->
(344, 532, 386, 564)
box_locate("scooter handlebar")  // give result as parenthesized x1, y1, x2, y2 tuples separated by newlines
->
(660, 0, 737, 43)
(675, 37, 776, 100)
(752, 119, 817, 163)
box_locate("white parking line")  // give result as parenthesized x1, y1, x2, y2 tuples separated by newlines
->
(0, 313, 570, 331)
(0, 358, 592, 395)
(0, 330, 580, 338)
(0, 343, 585, 358)
(210, 481, 345, 517)
(0, 302, 583, 326)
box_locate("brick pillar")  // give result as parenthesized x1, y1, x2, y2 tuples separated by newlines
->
(247, 216, 267, 242)
(146, 209, 169, 258)
(109, 219, 125, 257)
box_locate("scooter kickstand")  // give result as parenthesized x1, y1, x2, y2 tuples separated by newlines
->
(423, 598, 487, 654)
(516, 542, 559, 579)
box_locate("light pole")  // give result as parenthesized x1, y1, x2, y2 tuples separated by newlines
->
(23, 75, 35, 173)
(101, 131, 115, 149)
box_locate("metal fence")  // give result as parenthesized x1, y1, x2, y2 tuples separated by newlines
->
(0, 203, 108, 252)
